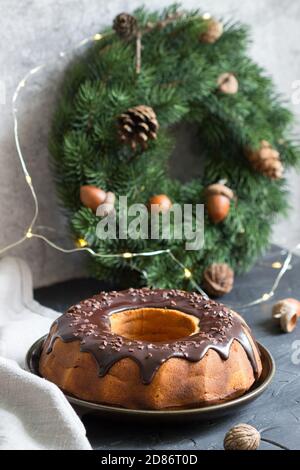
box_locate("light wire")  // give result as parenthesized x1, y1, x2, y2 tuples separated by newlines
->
(0, 28, 298, 309)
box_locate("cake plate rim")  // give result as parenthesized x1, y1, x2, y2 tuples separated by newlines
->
(25, 335, 275, 422)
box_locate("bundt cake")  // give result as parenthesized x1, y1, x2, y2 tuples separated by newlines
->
(39, 288, 262, 409)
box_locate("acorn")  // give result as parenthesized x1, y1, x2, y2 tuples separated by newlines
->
(148, 194, 172, 214)
(80, 185, 106, 213)
(280, 311, 298, 333)
(272, 298, 300, 333)
(217, 73, 239, 95)
(272, 298, 300, 319)
(205, 183, 234, 224)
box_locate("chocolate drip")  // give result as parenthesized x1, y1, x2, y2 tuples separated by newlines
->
(46, 288, 260, 384)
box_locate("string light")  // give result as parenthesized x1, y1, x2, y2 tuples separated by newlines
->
(262, 293, 271, 301)
(184, 268, 192, 279)
(167, 252, 208, 298)
(75, 238, 88, 248)
(202, 13, 212, 20)
(0, 27, 298, 310)
(232, 249, 295, 310)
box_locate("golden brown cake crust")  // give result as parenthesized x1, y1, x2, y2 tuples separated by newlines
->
(39, 288, 262, 410)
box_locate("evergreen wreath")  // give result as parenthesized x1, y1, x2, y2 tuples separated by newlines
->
(50, 4, 300, 294)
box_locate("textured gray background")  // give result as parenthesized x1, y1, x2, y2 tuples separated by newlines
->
(1, 0, 300, 287)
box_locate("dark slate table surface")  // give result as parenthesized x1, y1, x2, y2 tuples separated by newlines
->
(34, 246, 300, 450)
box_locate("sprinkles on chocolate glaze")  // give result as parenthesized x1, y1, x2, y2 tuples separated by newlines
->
(46, 288, 260, 384)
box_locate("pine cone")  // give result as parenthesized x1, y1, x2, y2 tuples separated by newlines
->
(113, 13, 137, 40)
(202, 263, 234, 297)
(247, 140, 283, 180)
(118, 105, 159, 150)
(200, 19, 223, 44)
(224, 424, 261, 451)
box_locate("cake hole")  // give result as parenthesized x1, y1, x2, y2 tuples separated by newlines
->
(110, 307, 199, 342)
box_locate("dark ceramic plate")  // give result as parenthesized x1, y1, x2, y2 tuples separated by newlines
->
(25, 335, 275, 422)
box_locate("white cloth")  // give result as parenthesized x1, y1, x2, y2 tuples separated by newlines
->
(0, 257, 91, 450)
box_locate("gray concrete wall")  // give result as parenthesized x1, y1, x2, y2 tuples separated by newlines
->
(0, 0, 299, 287)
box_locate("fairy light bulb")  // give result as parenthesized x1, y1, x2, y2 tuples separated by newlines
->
(123, 252, 133, 259)
(202, 12, 212, 20)
(184, 268, 192, 279)
(75, 238, 88, 248)
(262, 293, 271, 301)
(93, 33, 102, 41)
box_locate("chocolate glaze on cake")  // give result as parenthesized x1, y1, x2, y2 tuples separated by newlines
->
(46, 288, 260, 384)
